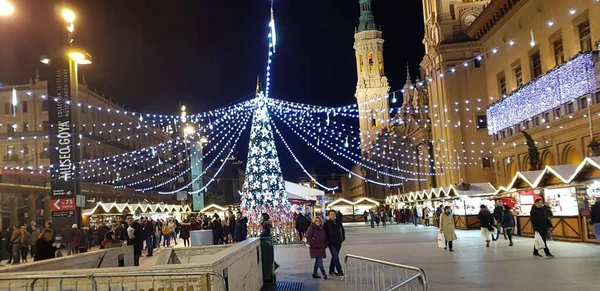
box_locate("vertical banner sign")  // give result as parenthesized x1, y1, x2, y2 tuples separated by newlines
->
(48, 59, 80, 230)
(190, 141, 205, 211)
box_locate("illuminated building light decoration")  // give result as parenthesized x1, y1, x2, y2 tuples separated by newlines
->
(486, 52, 596, 134)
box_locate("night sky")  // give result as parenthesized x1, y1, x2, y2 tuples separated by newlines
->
(0, 0, 424, 181)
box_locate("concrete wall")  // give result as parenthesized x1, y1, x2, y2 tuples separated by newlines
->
(0, 239, 264, 291)
(0, 245, 134, 273)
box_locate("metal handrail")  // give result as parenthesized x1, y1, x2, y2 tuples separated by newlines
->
(382, 273, 425, 291)
(344, 254, 428, 291)
(0, 271, 227, 291)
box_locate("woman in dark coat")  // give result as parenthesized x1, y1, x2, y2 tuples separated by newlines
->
(212, 215, 224, 245)
(34, 229, 58, 262)
(305, 216, 328, 280)
(233, 212, 248, 242)
(180, 220, 191, 247)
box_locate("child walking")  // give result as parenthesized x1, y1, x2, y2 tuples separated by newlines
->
(306, 216, 328, 280)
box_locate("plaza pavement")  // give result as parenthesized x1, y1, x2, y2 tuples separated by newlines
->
(273, 223, 600, 291)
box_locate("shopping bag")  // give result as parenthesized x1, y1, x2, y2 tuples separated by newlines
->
(534, 231, 545, 250)
(437, 233, 445, 248)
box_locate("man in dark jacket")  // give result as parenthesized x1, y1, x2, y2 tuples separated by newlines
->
(143, 218, 154, 257)
(492, 201, 505, 241)
(591, 198, 600, 239)
(126, 215, 146, 266)
(324, 210, 345, 277)
(531, 198, 553, 258)
(295, 213, 309, 241)
(233, 212, 248, 242)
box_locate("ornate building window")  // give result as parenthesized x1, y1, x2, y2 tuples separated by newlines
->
(530, 51, 542, 79)
(513, 64, 523, 88)
(553, 38, 564, 65)
(370, 111, 378, 128)
(359, 54, 364, 72)
(368, 52, 374, 72)
(378, 51, 384, 73)
(578, 20, 592, 52)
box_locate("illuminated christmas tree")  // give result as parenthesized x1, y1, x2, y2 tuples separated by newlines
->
(240, 94, 289, 223)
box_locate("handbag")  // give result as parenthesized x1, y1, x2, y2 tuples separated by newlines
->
(487, 225, 495, 232)
(534, 231, 545, 250)
(437, 233, 445, 248)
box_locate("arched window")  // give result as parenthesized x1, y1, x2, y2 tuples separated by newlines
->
(378, 51, 384, 73)
(368, 52, 374, 72)
(359, 54, 364, 72)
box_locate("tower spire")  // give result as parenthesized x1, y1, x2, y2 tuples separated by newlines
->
(405, 63, 411, 82)
(358, 0, 376, 32)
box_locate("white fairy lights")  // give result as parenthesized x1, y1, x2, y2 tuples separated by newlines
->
(487, 52, 596, 134)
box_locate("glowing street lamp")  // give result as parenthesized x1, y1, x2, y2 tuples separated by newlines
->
(67, 50, 92, 65)
(61, 8, 76, 23)
(0, 0, 14, 16)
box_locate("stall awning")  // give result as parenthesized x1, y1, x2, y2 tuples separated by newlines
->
(285, 181, 324, 201)
(83, 202, 191, 216)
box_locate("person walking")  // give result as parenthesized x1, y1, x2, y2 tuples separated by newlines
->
(412, 207, 419, 226)
(363, 211, 369, 224)
(227, 211, 236, 244)
(19, 225, 31, 262)
(369, 209, 375, 228)
(543, 202, 554, 240)
(381, 211, 387, 228)
(478, 205, 494, 248)
(126, 215, 146, 266)
(212, 214, 224, 245)
(439, 206, 456, 251)
(61, 224, 74, 256)
(34, 229, 58, 262)
(324, 210, 345, 277)
(162, 221, 171, 247)
(424, 208, 431, 227)
(501, 205, 515, 246)
(591, 198, 600, 239)
(143, 218, 154, 256)
(30, 224, 40, 259)
(295, 213, 309, 241)
(154, 220, 162, 249)
(492, 201, 505, 241)
(306, 216, 328, 280)
(72, 224, 83, 255)
(531, 199, 554, 258)
(9, 225, 22, 264)
(374, 211, 380, 228)
(435, 204, 443, 227)
(233, 211, 248, 242)
(180, 219, 191, 247)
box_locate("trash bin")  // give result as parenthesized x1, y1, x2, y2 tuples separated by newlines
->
(190, 230, 213, 246)
(260, 236, 276, 283)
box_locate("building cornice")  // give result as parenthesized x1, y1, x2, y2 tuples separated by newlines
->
(466, 0, 528, 41)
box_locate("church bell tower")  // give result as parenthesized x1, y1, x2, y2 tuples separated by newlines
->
(354, 0, 390, 150)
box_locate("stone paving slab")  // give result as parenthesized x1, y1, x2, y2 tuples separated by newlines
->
(273, 224, 600, 291)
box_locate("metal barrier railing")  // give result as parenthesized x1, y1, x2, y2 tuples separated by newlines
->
(344, 254, 428, 291)
(0, 271, 227, 291)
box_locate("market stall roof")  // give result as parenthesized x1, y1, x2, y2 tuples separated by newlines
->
(448, 183, 496, 197)
(506, 170, 544, 189)
(285, 180, 324, 201)
(542, 165, 580, 185)
(83, 202, 191, 216)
